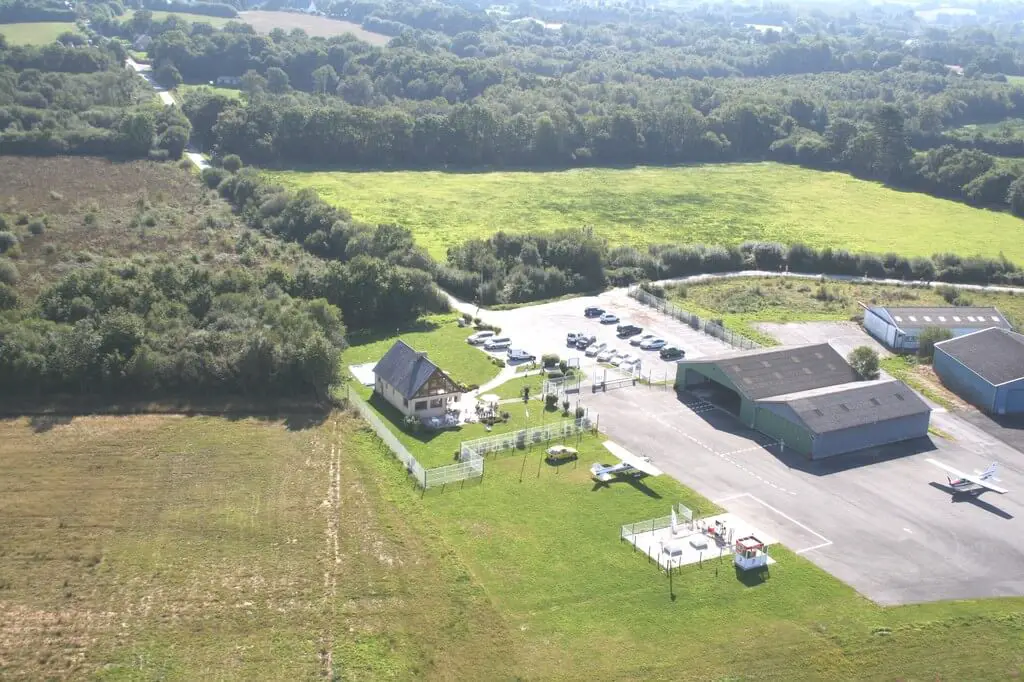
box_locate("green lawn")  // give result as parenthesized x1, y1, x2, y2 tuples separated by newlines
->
(0, 21, 80, 45)
(342, 314, 500, 389)
(123, 9, 234, 27)
(265, 163, 1024, 262)
(177, 83, 245, 101)
(491, 372, 546, 400)
(354, 428, 1024, 680)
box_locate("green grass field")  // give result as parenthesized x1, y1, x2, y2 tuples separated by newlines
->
(265, 163, 1024, 262)
(176, 83, 244, 101)
(0, 21, 80, 45)
(123, 9, 233, 27)
(3, 411, 1024, 679)
(341, 314, 500, 389)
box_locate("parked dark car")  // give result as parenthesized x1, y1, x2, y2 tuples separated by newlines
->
(616, 324, 643, 338)
(507, 349, 536, 363)
(584, 306, 605, 318)
(660, 346, 685, 360)
(575, 334, 596, 349)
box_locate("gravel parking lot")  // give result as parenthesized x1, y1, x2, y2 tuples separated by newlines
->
(471, 289, 739, 381)
(585, 386, 1024, 605)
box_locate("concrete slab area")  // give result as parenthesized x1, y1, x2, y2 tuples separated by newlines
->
(586, 386, 1024, 605)
(623, 512, 777, 571)
(756, 321, 892, 358)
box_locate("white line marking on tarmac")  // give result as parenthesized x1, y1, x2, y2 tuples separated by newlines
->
(903, 528, 912, 534)
(719, 493, 833, 554)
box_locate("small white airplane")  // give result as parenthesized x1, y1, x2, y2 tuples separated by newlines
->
(591, 441, 663, 483)
(926, 458, 1008, 496)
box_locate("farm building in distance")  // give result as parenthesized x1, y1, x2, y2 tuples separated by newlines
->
(863, 305, 1011, 352)
(676, 344, 931, 459)
(933, 328, 1024, 415)
(373, 340, 462, 419)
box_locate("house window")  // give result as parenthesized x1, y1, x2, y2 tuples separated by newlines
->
(430, 398, 443, 408)
(414, 401, 428, 411)
(403, 398, 408, 407)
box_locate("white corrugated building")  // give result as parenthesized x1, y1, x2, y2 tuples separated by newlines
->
(862, 305, 1011, 352)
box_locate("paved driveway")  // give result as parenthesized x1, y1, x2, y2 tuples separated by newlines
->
(585, 386, 1024, 605)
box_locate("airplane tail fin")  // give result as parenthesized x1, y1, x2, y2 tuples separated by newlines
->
(947, 475, 954, 486)
(983, 462, 998, 478)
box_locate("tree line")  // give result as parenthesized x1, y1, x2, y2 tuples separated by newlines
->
(0, 261, 345, 403)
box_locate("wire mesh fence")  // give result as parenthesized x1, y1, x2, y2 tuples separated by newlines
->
(620, 504, 695, 540)
(423, 454, 485, 488)
(627, 285, 761, 351)
(347, 385, 427, 487)
(459, 415, 597, 461)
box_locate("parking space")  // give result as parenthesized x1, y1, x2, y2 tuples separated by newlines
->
(474, 290, 739, 383)
(586, 386, 1024, 605)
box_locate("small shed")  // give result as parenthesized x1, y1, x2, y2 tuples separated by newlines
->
(863, 305, 1011, 352)
(933, 327, 1024, 415)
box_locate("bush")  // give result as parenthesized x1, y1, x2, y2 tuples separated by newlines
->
(491, 357, 506, 368)
(847, 346, 880, 380)
(544, 393, 559, 410)
(201, 167, 230, 189)
(541, 353, 560, 368)
(561, 398, 570, 415)
(222, 154, 243, 173)
(0, 259, 18, 285)
(0, 282, 17, 310)
(0, 231, 17, 253)
(918, 327, 953, 362)
(575, 406, 586, 419)
(461, 312, 472, 323)
(558, 360, 569, 373)
(402, 415, 421, 433)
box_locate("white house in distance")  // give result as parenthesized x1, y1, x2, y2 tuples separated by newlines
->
(373, 340, 463, 419)
(862, 305, 1011, 352)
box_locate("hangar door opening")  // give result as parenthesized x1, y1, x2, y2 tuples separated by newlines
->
(681, 367, 742, 416)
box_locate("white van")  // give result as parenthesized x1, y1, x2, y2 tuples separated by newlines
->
(467, 330, 495, 345)
(483, 337, 511, 351)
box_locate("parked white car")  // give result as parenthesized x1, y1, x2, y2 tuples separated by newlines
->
(585, 342, 607, 357)
(611, 353, 634, 367)
(630, 334, 655, 347)
(641, 338, 667, 350)
(483, 337, 512, 351)
(596, 348, 616, 362)
(467, 330, 495, 345)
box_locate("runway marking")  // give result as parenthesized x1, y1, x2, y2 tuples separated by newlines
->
(903, 528, 913, 534)
(716, 493, 833, 555)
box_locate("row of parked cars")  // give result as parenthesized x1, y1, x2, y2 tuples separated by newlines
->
(466, 330, 536, 363)
(579, 306, 686, 362)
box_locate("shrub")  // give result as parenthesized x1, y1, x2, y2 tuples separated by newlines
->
(575, 406, 586, 419)
(0, 282, 17, 310)
(500, 411, 511, 421)
(847, 346, 880, 380)
(0, 259, 18, 285)
(43, 244, 56, 256)
(544, 393, 559, 410)
(541, 353, 560, 368)
(918, 327, 953, 362)
(201, 167, 230, 189)
(561, 398, 570, 415)
(461, 312, 472, 323)
(402, 415, 421, 433)
(491, 357, 506, 368)
(27, 219, 45, 236)
(222, 154, 243, 173)
(0, 231, 17, 253)
(558, 360, 568, 373)
(472, 317, 481, 325)
(15, 213, 28, 225)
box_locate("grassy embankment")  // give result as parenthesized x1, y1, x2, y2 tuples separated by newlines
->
(266, 163, 1024, 262)
(5, 414, 1024, 679)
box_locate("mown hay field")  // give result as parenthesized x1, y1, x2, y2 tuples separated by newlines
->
(266, 163, 1024, 262)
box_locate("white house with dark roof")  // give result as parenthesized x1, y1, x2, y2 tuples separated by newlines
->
(863, 305, 1011, 352)
(373, 340, 463, 419)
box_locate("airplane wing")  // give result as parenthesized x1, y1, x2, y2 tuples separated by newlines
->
(962, 474, 1008, 494)
(602, 441, 662, 477)
(926, 459, 1008, 494)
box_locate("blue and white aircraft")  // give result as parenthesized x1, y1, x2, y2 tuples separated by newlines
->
(927, 459, 1008, 496)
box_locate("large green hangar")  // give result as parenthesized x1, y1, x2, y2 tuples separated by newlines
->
(676, 343, 931, 459)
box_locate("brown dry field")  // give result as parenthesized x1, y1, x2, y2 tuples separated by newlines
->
(0, 413, 510, 679)
(0, 156, 306, 298)
(238, 10, 391, 45)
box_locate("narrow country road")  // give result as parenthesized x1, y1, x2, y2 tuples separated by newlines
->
(126, 57, 210, 170)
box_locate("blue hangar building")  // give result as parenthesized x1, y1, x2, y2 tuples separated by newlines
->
(934, 328, 1024, 416)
